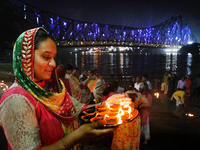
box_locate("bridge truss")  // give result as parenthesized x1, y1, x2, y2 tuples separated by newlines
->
(12, 1, 196, 47)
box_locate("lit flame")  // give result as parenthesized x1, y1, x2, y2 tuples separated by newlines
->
(185, 113, 194, 117)
(116, 107, 125, 124)
(0, 80, 8, 92)
(154, 92, 159, 98)
(95, 94, 135, 125)
(127, 106, 132, 118)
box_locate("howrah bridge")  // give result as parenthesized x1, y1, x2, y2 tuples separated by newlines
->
(11, 1, 197, 49)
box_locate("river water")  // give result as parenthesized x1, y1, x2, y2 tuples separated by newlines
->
(57, 47, 200, 84)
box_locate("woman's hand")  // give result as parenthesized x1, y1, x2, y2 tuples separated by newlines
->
(42, 122, 115, 150)
(76, 122, 115, 142)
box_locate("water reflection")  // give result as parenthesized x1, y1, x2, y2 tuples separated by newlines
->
(165, 53, 178, 75)
(165, 53, 171, 72)
(171, 53, 177, 75)
(186, 53, 192, 76)
(57, 47, 199, 81)
(120, 53, 124, 74)
(75, 53, 77, 67)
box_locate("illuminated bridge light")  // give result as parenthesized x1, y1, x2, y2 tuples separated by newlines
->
(15, 2, 197, 46)
(50, 18, 53, 24)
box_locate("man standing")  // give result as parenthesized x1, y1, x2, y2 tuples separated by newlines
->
(134, 76, 142, 91)
(142, 74, 152, 90)
(177, 76, 187, 91)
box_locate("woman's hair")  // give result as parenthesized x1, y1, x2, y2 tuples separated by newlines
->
(35, 29, 55, 50)
(103, 80, 119, 96)
(127, 93, 138, 102)
(142, 81, 151, 97)
(65, 64, 74, 71)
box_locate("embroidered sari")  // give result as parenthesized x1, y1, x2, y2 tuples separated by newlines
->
(79, 76, 94, 104)
(0, 27, 86, 150)
(68, 74, 83, 103)
(111, 90, 148, 150)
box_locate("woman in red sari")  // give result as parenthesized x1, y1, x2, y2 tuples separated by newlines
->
(111, 90, 148, 150)
(139, 81, 152, 144)
(0, 27, 114, 150)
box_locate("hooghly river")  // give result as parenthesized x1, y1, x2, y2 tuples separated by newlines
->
(56, 46, 200, 85)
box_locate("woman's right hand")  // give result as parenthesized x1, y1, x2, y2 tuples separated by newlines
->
(42, 122, 115, 150)
(76, 122, 115, 142)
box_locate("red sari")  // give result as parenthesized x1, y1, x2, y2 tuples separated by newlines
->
(0, 83, 87, 150)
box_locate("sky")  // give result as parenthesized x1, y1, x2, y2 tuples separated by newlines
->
(12, 0, 200, 42)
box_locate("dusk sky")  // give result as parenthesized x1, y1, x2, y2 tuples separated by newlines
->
(12, 0, 200, 42)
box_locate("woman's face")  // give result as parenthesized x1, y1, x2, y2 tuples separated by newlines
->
(140, 82, 144, 89)
(34, 38, 57, 81)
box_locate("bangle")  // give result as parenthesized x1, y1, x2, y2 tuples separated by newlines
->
(60, 138, 66, 150)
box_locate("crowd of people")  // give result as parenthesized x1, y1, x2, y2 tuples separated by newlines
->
(0, 27, 199, 150)
(159, 72, 200, 107)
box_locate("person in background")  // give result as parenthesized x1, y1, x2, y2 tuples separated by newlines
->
(142, 74, 152, 90)
(87, 70, 98, 94)
(125, 76, 136, 92)
(116, 80, 124, 94)
(65, 63, 74, 79)
(139, 81, 152, 144)
(79, 69, 88, 81)
(69, 67, 94, 103)
(68, 67, 82, 103)
(102, 80, 119, 102)
(161, 72, 169, 94)
(193, 74, 200, 101)
(93, 73, 106, 103)
(134, 76, 142, 91)
(177, 76, 187, 91)
(0, 27, 114, 150)
(79, 70, 94, 104)
(171, 90, 188, 107)
(168, 74, 177, 98)
(115, 76, 124, 94)
(56, 64, 72, 96)
(101, 80, 119, 147)
(185, 76, 192, 97)
(111, 89, 148, 150)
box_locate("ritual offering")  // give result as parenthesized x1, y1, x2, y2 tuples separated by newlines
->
(79, 94, 139, 127)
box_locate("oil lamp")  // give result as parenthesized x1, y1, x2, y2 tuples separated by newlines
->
(154, 92, 159, 98)
(185, 113, 194, 117)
